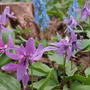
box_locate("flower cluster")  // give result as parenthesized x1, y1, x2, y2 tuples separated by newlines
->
(64, 0, 90, 32)
(1, 3, 83, 88)
(33, 0, 50, 31)
(68, 0, 80, 19)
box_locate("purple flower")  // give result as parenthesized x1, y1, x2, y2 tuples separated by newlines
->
(0, 35, 13, 55)
(48, 33, 73, 60)
(70, 30, 83, 51)
(64, 15, 79, 29)
(0, 7, 15, 35)
(80, 1, 90, 21)
(2, 38, 47, 87)
(45, 32, 83, 60)
(64, 15, 82, 32)
(0, 6, 15, 25)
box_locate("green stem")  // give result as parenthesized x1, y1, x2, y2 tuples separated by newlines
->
(31, 63, 33, 90)
(89, 16, 90, 61)
(71, 59, 73, 70)
(63, 54, 67, 85)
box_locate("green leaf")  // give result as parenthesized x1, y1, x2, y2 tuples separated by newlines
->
(71, 81, 90, 90)
(28, 62, 51, 77)
(65, 61, 77, 76)
(85, 67, 90, 77)
(0, 55, 11, 68)
(63, 85, 69, 90)
(33, 79, 59, 90)
(87, 31, 90, 38)
(39, 69, 54, 90)
(0, 72, 21, 90)
(74, 39, 90, 54)
(78, 39, 90, 50)
(48, 54, 64, 65)
(71, 74, 90, 85)
(32, 69, 59, 90)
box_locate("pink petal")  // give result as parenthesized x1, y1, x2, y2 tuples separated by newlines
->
(22, 72, 29, 87)
(17, 64, 26, 81)
(0, 7, 15, 25)
(43, 46, 57, 52)
(6, 47, 24, 60)
(2, 63, 18, 71)
(32, 44, 44, 61)
(25, 38, 36, 55)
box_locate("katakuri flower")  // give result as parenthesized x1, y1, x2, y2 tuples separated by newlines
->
(0, 35, 13, 55)
(45, 31, 83, 60)
(2, 38, 51, 87)
(64, 15, 82, 31)
(47, 33, 73, 60)
(0, 7, 15, 35)
(80, 1, 90, 21)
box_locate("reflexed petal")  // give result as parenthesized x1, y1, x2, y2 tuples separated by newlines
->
(67, 47, 72, 60)
(18, 45, 26, 55)
(32, 44, 44, 61)
(50, 42, 61, 47)
(2, 63, 18, 71)
(22, 72, 29, 87)
(57, 47, 64, 57)
(70, 30, 77, 42)
(25, 38, 36, 55)
(6, 47, 24, 60)
(43, 46, 57, 52)
(17, 64, 26, 81)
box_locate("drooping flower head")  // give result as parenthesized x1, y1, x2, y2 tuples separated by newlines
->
(0, 7, 15, 36)
(2, 38, 49, 87)
(0, 35, 13, 55)
(33, 0, 50, 31)
(52, 33, 73, 60)
(45, 31, 83, 60)
(80, 0, 90, 21)
(64, 15, 82, 33)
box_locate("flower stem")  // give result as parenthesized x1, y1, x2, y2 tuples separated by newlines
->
(89, 16, 90, 61)
(31, 63, 33, 90)
(63, 54, 67, 85)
